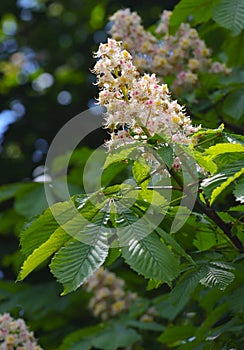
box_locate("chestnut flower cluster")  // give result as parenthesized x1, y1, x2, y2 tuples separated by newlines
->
(109, 9, 231, 94)
(93, 38, 200, 152)
(83, 268, 137, 320)
(0, 313, 43, 350)
(83, 268, 158, 323)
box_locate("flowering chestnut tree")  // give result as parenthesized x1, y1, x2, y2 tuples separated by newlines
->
(1, 0, 244, 349)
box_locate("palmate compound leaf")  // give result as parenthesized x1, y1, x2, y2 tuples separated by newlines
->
(50, 212, 109, 295)
(122, 232, 180, 284)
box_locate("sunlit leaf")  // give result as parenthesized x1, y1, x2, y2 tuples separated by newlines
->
(18, 227, 70, 281)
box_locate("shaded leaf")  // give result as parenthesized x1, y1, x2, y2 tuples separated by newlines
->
(156, 144, 174, 168)
(222, 89, 244, 120)
(158, 325, 196, 345)
(169, 0, 220, 33)
(122, 232, 180, 284)
(14, 183, 48, 218)
(0, 182, 22, 203)
(199, 264, 235, 290)
(233, 177, 244, 203)
(156, 227, 195, 265)
(92, 323, 141, 350)
(213, 0, 244, 35)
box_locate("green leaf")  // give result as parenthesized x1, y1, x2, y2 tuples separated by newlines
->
(156, 144, 174, 168)
(20, 210, 58, 257)
(115, 205, 153, 246)
(233, 177, 244, 203)
(147, 279, 162, 290)
(122, 232, 180, 284)
(201, 160, 244, 204)
(101, 162, 129, 187)
(0, 182, 22, 203)
(222, 132, 244, 146)
(104, 247, 121, 266)
(57, 323, 141, 350)
(18, 227, 70, 281)
(132, 159, 150, 191)
(156, 227, 195, 265)
(136, 189, 168, 208)
(165, 270, 201, 317)
(204, 143, 244, 159)
(158, 325, 196, 345)
(57, 324, 104, 350)
(20, 201, 76, 257)
(199, 263, 235, 290)
(213, 0, 244, 36)
(14, 183, 48, 218)
(193, 229, 226, 251)
(127, 320, 164, 332)
(229, 284, 244, 313)
(169, 0, 220, 32)
(210, 166, 244, 205)
(223, 33, 244, 65)
(193, 150, 217, 174)
(103, 143, 139, 169)
(92, 323, 141, 350)
(50, 214, 109, 294)
(222, 89, 244, 120)
(214, 152, 242, 170)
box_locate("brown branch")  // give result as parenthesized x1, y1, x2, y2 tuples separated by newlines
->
(194, 200, 244, 252)
(168, 166, 244, 252)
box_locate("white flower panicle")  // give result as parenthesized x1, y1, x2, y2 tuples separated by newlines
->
(109, 9, 231, 94)
(93, 38, 200, 152)
(83, 268, 137, 320)
(0, 313, 43, 350)
(109, 8, 156, 54)
(83, 268, 159, 323)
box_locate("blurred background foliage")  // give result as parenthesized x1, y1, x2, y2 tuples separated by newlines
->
(0, 0, 178, 184)
(0, 0, 244, 349)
